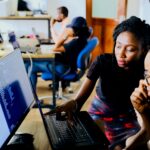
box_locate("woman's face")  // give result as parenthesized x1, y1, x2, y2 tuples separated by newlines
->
(115, 31, 143, 69)
(144, 51, 150, 89)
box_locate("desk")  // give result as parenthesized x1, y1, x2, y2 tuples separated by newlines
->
(0, 47, 57, 108)
(16, 108, 52, 150)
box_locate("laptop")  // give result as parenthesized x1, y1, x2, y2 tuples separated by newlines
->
(8, 31, 39, 53)
(32, 27, 55, 45)
(0, 50, 109, 150)
(41, 111, 109, 150)
(0, 50, 34, 149)
(31, 69, 109, 149)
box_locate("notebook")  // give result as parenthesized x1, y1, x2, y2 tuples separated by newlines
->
(8, 31, 39, 53)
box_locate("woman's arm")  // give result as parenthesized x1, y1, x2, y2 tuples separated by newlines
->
(75, 77, 97, 111)
(125, 79, 150, 150)
(56, 77, 97, 115)
(52, 28, 74, 53)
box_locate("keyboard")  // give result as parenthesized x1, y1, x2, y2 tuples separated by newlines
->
(45, 115, 93, 146)
(41, 111, 109, 150)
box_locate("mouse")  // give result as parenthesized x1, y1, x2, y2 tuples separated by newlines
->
(6, 133, 34, 150)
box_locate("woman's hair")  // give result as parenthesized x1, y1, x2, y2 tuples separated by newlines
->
(113, 16, 150, 52)
(73, 27, 90, 39)
(111, 16, 150, 73)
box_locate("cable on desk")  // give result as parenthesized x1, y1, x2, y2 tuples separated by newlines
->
(26, 51, 33, 78)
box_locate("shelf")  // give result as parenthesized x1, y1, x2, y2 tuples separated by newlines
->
(0, 15, 51, 20)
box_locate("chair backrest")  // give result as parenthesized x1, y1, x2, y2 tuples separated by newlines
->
(77, 36, 99, 71)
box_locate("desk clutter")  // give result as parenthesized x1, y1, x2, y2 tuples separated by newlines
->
(0, 31, 55, 54)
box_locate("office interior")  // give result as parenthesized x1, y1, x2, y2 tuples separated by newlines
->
(0, 0, 150, 150)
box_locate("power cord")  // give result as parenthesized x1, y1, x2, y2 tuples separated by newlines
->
(25, 51, 33, 78)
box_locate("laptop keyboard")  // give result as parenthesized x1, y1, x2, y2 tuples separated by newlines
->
(44, 114, 94, 148)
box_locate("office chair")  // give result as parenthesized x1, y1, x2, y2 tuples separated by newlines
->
(41, 36, 99, 100)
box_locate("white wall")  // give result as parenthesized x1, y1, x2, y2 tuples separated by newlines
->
(1, 0, 86, 19)
(0, 0, 86, 38)
(127, 0, 150, 24)
(48, 0, 86, 20)
(139, 0, 150, 24)
(127, 0, 140, 18)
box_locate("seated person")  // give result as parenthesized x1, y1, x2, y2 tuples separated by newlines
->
(54, 16, 150, 150)
(50, 6, 70, 43)
(125, 50, 150, 150)
(28, 16, 90, 90)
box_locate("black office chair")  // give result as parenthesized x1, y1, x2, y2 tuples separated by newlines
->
(41, 36, 99, 100)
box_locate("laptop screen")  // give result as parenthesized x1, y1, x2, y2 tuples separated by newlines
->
(0, 50, 34, 149)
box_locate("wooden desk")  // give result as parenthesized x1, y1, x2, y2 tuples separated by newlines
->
(16, 108, 52, 150)
(0, 48, 55, 59)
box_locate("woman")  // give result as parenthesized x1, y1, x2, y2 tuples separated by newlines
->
(126, 50, 150, 150)
(55, 16, 150, 150)
(29, 16, 90, 89)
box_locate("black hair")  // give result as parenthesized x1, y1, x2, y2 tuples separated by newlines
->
(112, 16, 150, 73)
(58, 6, 68, 17)
(72, 27, 91, 39)
(113, 16, 150, 53)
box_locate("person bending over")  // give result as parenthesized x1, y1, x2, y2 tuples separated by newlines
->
(55, 16, 150, 150)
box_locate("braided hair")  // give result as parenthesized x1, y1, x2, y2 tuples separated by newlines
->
(113, 16, 150, 53)
(112, 16, 150, 73)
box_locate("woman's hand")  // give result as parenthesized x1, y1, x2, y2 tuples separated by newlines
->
(56, 100, 78, 125)
(130, 80, 150, 113)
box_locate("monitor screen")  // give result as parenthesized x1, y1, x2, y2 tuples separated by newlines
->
(0, 50, 34, 149)
(17, 0, 48, 13)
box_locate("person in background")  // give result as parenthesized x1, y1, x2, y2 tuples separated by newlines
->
(54, 16, 150, 150)
(125, 50, 150, 150)
(29, 16, 90, 90)
(50, 6, 70, 43)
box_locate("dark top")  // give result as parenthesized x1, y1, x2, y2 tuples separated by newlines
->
(55, 37, 87, 71)
(87, 54, 144, 116)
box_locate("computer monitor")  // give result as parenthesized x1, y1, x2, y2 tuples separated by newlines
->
(17, 0, 48, 14)
(0, 50, 34, 149)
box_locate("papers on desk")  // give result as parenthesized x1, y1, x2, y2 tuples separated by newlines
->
(0, 41, 14, 54)
(40, 44, 56, 54)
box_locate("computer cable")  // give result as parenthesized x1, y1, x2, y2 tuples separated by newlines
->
(26, 51, 33, 78)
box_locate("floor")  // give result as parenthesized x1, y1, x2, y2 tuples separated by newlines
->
(36, 73, 96, 111)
